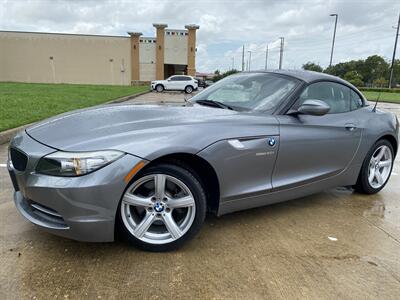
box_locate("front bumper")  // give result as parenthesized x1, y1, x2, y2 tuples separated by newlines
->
(8, 130, 145, 242)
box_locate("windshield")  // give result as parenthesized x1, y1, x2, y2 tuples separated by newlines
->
(190, 72, 298, 112)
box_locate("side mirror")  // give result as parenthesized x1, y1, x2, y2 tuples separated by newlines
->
(296, 99, 330, 116)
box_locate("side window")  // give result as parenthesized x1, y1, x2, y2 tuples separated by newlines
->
(298, 82, 351, 114)
(169, 76, 178, 81)
(350, 90, 363, 110)
(172, 76, 188, 81)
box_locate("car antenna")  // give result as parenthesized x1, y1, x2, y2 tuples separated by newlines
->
(372, 91, 381, 112)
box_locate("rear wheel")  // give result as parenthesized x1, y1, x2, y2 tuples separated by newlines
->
(354, 140, 394, 194)
(185, 85, 193, 94)
(118, 163, 206, 251)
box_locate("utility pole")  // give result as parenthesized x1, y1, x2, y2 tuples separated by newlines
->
(265, 44, 269, 70)
(231, 57, 235, 70)
(248, 51, 252, 71)
(241, 45, 245, 71)
(279, 37, 284, 69)
(389, 13, 400, 88)
(329, 13, 338, 67)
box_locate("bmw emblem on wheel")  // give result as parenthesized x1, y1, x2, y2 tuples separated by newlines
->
(268, 138, 276, 147)
(154, 202, 164, 213)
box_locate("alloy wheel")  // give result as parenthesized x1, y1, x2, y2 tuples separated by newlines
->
(121, 174, 196, 244)
(368, 145, 393, 189)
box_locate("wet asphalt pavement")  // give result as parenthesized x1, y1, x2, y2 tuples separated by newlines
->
(1, 93, 400, 299)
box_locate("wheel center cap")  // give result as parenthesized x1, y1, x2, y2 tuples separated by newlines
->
(154, 202, 164, 213)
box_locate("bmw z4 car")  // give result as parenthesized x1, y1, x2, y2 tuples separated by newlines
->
(8, 70, 398, 251)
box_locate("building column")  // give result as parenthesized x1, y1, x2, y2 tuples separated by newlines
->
(153, 23, 168, 80)
(128, 32, 142, 83)
(185, 24, 200, 76)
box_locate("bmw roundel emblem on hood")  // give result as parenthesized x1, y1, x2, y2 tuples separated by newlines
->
(267, 138, 276, 147)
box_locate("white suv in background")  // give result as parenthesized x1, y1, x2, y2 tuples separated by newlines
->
(151, 75, 198, 93)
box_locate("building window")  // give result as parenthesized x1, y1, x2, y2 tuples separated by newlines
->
(185, 32, 188, 36)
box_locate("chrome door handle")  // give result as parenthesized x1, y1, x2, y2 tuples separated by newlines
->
(345, 124, 357, 131)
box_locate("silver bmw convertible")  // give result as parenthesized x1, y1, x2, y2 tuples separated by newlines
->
(8, 70, 399, 251)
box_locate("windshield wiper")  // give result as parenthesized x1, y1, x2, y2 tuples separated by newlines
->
(194, 99, 234, 110)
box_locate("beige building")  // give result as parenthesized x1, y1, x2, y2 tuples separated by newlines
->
(0, 24, 199, 85)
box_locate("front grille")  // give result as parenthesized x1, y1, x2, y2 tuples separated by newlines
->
(10, 148, 28, 171)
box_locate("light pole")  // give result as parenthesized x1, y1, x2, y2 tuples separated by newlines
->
(329, 13, 338, 67)
(248, 51, 252, 71)
(241, 45, 245, 71)
(279, 37, 284, 70)
(389, 13, 400, 88)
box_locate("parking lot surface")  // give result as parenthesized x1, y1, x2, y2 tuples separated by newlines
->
(1, 92, 400, 299)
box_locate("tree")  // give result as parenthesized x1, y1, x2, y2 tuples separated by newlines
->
(302, 62, 323, 72)
(212, 69, 239, 82)
(323, 55, 390, 86)
(373, 77, 388, 88)
(392, 58, 400, 87)
(343, 71, 364, 87)
(362, 55, 389, 84)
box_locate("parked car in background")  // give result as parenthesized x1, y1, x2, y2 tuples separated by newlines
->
(195, 78, 206, 88)
(205, 80, 214, 87)
(151, 75, 198, 93)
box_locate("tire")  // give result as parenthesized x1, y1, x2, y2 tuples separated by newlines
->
(117, 163, 206, 252)
(155, 84, 164, 92)
(354, 139, 394, 194)
(185, 85, 194, 94)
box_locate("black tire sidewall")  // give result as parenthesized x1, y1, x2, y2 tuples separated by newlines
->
(185, 86, 193, 94)
(156, 84, 164, 92)
(356, 139, 394, 194)
(117, 163, 206, 252)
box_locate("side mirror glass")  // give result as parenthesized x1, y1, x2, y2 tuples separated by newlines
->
(296, 99, 330, 116)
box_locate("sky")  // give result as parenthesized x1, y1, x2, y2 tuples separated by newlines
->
(1, 0, 399, 72)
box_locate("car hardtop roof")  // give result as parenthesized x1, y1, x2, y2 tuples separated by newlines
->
(244, 69, 350, 85)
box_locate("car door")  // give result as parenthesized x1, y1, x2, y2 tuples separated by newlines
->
(272, 81, 363, 190)
(165, 76, 179, 90)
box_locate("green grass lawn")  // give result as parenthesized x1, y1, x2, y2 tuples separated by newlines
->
(361, 91, 400, 104)
(0, 82, 149, 132)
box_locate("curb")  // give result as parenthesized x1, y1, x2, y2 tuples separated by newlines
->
(0, 123, 33, 145)
(105, 90, 150, 104)
(0, 90, 151, 145)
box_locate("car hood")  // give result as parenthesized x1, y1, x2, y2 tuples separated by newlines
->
(26, 104, 279, 160)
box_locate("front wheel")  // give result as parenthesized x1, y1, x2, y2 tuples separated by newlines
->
(354, 140, 394, 194)
(155, 84, 164, 92)
(118, 163, 206, 251)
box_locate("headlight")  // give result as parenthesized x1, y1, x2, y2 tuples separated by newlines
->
(36, 150, 125, 176)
